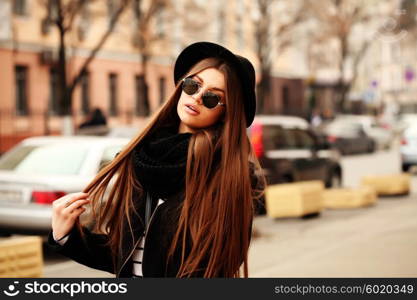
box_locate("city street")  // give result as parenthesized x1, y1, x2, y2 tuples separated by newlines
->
(38, 143, 417, 278)
(2, 0, 416, 282)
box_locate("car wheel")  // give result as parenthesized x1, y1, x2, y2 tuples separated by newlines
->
(327, 171, 342, 188)
(402, 164, 411, 172)
(302, 212, 321, 219)
(254, 195, 267, 216)
(0, 231, 11, 237)
(368, 142, 375, 153)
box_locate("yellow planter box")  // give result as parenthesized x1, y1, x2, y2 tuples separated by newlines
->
(361, 173, 410, 196)
(265, 180, 324, 218)
(323, 186, 377, 209)
(0, 236, 43, 278)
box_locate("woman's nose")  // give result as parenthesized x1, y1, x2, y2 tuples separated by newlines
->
(191, 91, 203, 104)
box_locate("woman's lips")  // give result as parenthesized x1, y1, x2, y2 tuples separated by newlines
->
(184, 104, 200, 115)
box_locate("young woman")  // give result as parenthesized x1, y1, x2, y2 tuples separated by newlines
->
(48, 41, 265, 278)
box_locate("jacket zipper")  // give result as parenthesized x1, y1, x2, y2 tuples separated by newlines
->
(117, 197, 163, 277)
(139, 199, 164, 275)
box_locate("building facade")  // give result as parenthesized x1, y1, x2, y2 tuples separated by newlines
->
(0, 0, 259, 153)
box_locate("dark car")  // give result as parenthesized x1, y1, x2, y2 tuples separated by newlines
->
(248, 116, 343, 214)
(323, 121, 376, 155)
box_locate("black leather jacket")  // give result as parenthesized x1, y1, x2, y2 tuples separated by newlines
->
(47, 189, 253, 277)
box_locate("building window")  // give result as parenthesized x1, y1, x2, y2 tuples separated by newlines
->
(77, 4, 90, 41)
(109, 73, 118, 116)
(49, 67, 59, 115)
(159, 76, 166, 105)
(217, 9, 225, 43)
(155, 9, 165, 37)
(236, 16, 244, 49)
(80, 71, 90, 115)
(282, 86, 290, 114)
(15, 66, 28, 116)
(132, 0, 141, 21)
(135, 75, 150, 117)
(13, 0, 27, 16)
(107, 0, 117, 28)
(47, 0, 58, 20)
(131, 1, 141, 46)
(236, 0, 245, 49)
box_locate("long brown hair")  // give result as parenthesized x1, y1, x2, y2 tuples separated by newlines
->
(81, 57, 265, 278)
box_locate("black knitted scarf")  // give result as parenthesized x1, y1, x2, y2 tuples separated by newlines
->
(132, 127, 192, 199)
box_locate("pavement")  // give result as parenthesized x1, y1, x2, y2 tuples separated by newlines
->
(249, 190, 417, 277)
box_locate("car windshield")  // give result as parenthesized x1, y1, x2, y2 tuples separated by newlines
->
(0, 144, 89, 175)
(262, 125, 297, 150)
(326, 122, 361, 137)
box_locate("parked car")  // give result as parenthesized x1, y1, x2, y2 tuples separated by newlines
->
(0, 136, 129, 235)
(106, 126, 140, 138)
(248, 115, 342, 186)
(332, 115, 393, 150)
(248, 115, 343, 214)
(396, 114, 417, 135)
(322, 120, 376, 155)
(400, 123, 417, 172)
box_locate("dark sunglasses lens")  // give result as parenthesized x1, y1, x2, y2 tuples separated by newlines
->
(182, 78, 199, 95)
(202, 93, 220, 109)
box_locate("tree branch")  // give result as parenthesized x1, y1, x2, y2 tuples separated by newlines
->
(69, 0, 130, 92)
(63, 0, 86, 32)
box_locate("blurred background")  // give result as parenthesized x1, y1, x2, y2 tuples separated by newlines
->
(0, 0, 416, 278)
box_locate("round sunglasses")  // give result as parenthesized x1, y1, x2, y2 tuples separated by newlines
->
(181, 77, 225, 109)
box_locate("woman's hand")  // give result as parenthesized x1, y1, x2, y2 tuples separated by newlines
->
(51, 192, 90, 241)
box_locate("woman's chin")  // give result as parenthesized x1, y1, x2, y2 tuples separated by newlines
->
(179, 113, 198, 126)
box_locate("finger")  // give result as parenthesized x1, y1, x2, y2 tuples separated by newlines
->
(71, 206, 86, 214)
(60, 193, 89, 208)
(63, 199, 90, 215)
(70, 207, 86, 219)
(53, 194, 70, 207)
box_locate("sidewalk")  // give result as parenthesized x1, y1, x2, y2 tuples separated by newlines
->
(249, 194, 417, 277)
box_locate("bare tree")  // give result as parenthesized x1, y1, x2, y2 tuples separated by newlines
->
(254, 0, 272, 114)
(306, 0, 396, 112)
(254, 0, 306, 114)
(40, 0, 130, 119)
(180, 0, 210, 45)
(131, 0, 169, 114)
(398, 0, 417, 35)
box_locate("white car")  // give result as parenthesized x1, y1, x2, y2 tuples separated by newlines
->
(0, 136, 130, 235)
(396, 114, 417, 134)
(400, 123, 417, 172)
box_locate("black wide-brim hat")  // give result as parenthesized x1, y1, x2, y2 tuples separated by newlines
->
(174, 41, 256, 127)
